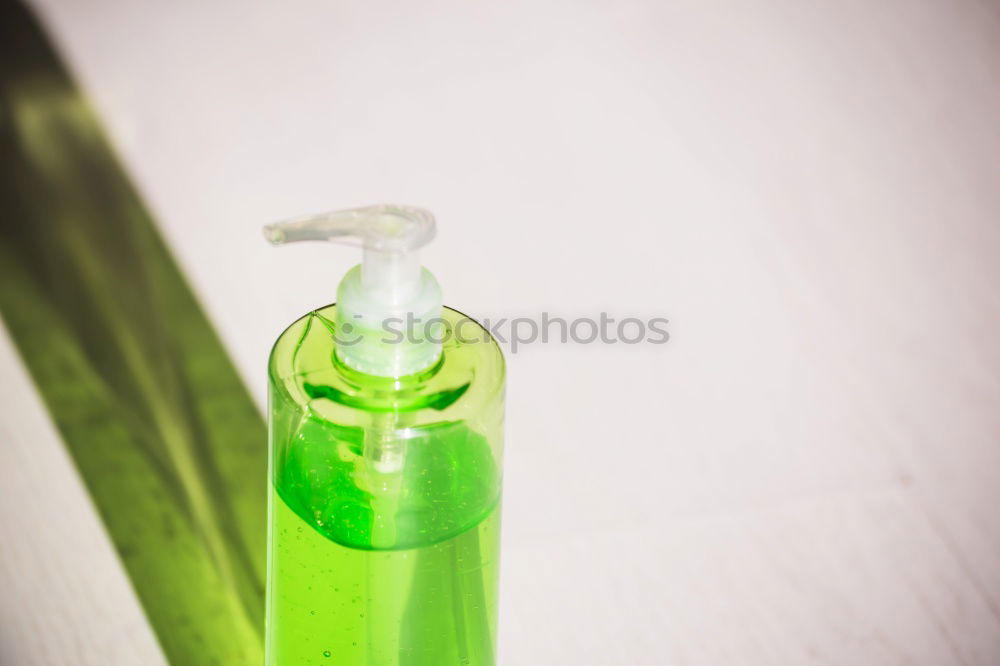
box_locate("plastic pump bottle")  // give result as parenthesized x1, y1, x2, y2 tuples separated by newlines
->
(264, 205, 505, 665)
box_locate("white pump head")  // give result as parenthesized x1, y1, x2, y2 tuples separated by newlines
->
(265, 204, 443, 377)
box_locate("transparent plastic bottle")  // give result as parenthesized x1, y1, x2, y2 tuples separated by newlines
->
(264, 206, 505, 665)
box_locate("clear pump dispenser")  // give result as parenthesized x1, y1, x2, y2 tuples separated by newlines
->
(265, 205, 505, 665)
(264, 204, 443, 377)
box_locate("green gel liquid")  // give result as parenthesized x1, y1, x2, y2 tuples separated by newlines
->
(267, 493, 499, 665)
(267, 306, 504, 665)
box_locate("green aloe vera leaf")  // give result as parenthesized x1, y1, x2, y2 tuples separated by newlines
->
(0, 3, 267, 664)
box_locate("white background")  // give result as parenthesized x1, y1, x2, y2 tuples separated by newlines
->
(3, 0, 1000, 663)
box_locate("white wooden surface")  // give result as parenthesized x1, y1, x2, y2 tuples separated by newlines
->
(5, 0, 1000, 663)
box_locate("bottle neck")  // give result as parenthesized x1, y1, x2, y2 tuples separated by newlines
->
(335, 264, 443, 377)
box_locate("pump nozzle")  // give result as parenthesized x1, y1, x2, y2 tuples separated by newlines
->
(263, 204, 435, 252)
(265, 204, 443, 378)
